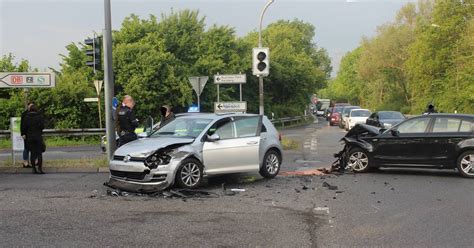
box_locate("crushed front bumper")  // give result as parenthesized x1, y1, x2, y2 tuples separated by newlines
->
(106, 176, 170, 193)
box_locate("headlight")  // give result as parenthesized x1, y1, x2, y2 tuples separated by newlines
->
(145, 150, 172, 169)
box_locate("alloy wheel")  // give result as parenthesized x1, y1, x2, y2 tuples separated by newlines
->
(460, 154, 474, 176)
(180, 162, 201, 187)
(265, 153, 280, 175)
(348, 151, 369, 171)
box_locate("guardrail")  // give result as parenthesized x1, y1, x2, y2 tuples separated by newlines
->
(0, 115, 312, 138)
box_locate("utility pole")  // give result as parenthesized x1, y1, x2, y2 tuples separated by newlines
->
(103, 0, 115, 161)
(258, 0, 274, 115)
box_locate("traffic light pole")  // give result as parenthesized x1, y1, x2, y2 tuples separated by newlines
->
(258, 0, 274, 116)
(103, 0, 115, 161)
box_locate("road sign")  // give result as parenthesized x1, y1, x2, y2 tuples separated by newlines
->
(112, 97, 119, 108)
(94, 80, 103, 95)
(214, 74, 246, 84)
(188, 76, 208, 96)
(84, 97, 99, 102)
(214, 101, 247, 113)
(0, 72, 55, 88)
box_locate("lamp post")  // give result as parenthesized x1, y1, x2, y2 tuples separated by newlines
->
(258, 0, 274, 116)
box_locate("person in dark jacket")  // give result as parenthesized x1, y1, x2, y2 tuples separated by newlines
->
(20, 102, 33, 168)
(159, 105, 175, 128)
(22, 104, 45, 174)
(117, 95, 139, 146)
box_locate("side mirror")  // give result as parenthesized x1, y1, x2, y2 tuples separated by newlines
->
(390, 129, 400, 136)
(207, 133, 220, 142)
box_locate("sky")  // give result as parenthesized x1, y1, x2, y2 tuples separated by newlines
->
(0, 0, 416, 76)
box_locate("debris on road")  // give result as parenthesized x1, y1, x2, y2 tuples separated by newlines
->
(322, 181, 338, 190)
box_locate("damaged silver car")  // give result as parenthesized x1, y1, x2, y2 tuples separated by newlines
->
(107, 113, 283, 192)
(337, 114, 474, 178)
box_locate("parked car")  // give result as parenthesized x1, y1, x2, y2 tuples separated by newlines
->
(339, 106, 361, 129)
(340, 114, 474, 178)
(107, 113, 283, 192)
(345, 109, 372, 131)
(366, 111, 406, 129)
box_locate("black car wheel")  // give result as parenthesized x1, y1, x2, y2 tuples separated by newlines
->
(259, 150, 281, 178)
(457, 151, 474, 178)
(347, 148, 370, 173)
(175, 158, 204, 189)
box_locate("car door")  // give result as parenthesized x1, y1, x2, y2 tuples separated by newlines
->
(372, 116, 433, 165)
(427, 117, 468, 167)
(202, 116, 261, 175)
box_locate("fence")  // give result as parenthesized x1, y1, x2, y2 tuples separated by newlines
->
(0, 116, 312, 138)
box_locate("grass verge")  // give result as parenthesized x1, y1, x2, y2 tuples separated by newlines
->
(0, 157, 108, 168)
(0, 136, 101, 150)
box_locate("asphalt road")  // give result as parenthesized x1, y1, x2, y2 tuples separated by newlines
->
(1, 118, 473, 247)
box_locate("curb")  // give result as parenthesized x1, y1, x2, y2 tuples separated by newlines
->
(0, 167, 110, 174)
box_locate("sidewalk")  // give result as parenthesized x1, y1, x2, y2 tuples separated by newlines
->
(0, 167, 109, 173)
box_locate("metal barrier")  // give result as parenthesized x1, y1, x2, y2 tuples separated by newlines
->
(0, 115, 313, 138)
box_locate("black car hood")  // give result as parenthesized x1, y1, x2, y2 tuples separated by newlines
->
(345, 124, 380, 138)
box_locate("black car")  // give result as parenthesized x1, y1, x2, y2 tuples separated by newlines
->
(340, 114, 474, 178)
(366, 111, 406, 129)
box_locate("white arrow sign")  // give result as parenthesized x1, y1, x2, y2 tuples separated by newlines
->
(214, 74, 246, 84)
(0, 72, 55, 88)
(214, 101, 247, 113)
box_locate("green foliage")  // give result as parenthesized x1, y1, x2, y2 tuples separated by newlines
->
(324, 0, 473, 114)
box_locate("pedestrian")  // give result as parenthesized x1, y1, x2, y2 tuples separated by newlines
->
(20, 102, 33, 168)
(117, 95, 139, 146)
(159, 105, 175, 128)
(423, 103, 437, 115)
(22, 104, 45, 174)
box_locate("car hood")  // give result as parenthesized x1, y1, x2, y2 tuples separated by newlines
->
(114, 136, 195, 157)
(345, 124, 380, 138)
(349, 117, 369, 122)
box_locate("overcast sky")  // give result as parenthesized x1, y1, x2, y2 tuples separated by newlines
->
(0, 0, 415, 76)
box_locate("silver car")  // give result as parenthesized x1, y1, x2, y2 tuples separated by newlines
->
(107, 113, 283, 192)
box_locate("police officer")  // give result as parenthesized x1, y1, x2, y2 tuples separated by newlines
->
(117, 95, 139, 146)
(159, 105, 175, 128)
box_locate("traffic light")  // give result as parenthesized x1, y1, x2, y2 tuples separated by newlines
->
(252, 47, 270, 77)
(84, 37, 101, 72)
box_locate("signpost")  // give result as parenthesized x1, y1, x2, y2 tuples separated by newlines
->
(214, 74, 246, 103)
(0, 72, 55, 88)
(214, 101, 247, 113)
(188, 76, 208, 111)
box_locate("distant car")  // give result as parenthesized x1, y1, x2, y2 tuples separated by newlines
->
(107, 113, 283, 192)
(339, 106, 361, 129)
(341, 114, 474, 178)
(366, 111, 406, 129)
(326, 103, 349, 121)
(329, 106, 345, 125)
(345, 109, 372, 130)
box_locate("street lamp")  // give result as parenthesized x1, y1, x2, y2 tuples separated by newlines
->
(258, 0, 274, 116)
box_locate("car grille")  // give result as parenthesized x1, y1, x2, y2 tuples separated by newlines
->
(113, 155, 146, 162)
(110, 170, 147, 180)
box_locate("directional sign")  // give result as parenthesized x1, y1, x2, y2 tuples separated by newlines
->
(84, 97, 99, 102)
(214, 101, 247, 113)
(188, 76, 208, 96)
(94, 80, 103, 95)
(214, 74, 246, 84)
(0, 72, 55, 88)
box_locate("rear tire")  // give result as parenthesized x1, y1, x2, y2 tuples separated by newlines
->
(175, 158, 204, 189)
(457, 151, 474, 178)
(347, 147, 371, 173)
(259, 150, 281, 178)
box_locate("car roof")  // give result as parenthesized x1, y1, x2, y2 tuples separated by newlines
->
(176, 112, 261, 120)
(417, 113, 474, 119)
(350, 108, 370, 112)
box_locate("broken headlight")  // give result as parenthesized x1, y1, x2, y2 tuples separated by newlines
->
(144, 150, 172, 169)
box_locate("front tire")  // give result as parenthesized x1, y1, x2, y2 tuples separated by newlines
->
(347, 147, 371, 173)
(175, 158, 204, 189)
(259, 150, 281, 178)
(457, 151, 474, 178)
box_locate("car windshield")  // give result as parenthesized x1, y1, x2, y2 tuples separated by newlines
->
(334, 107, 343, 113)
(343, 106, 360, 114)
(379, 112, 404, 120)
(151, 118, 212, 138)
(351, 110, 371, 117)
